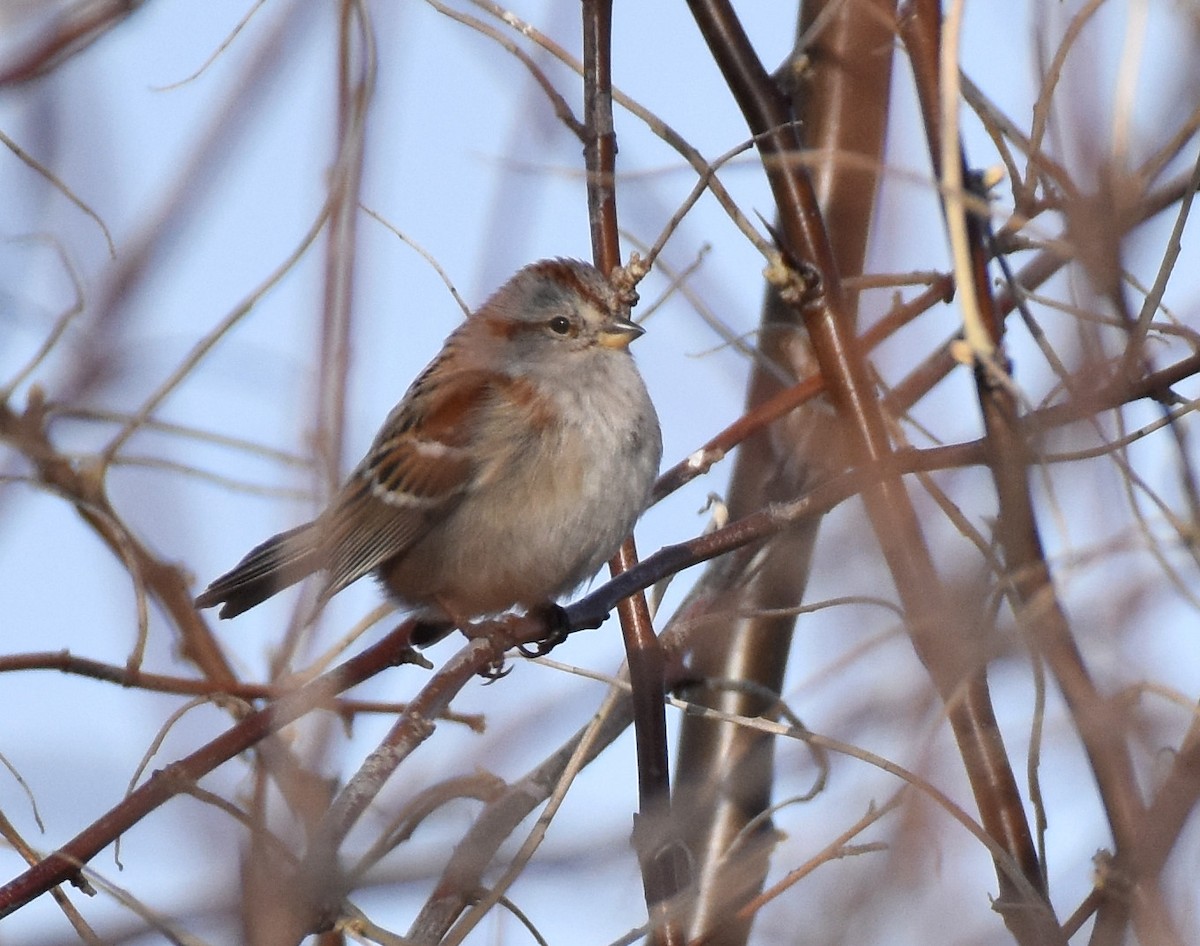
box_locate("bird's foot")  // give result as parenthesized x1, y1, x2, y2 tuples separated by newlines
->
(516, 603, 571, 658)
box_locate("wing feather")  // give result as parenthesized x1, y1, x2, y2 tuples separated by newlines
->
(315, 363, 501, 598)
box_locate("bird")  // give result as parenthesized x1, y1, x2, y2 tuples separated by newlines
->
(195, 258, 662, 645)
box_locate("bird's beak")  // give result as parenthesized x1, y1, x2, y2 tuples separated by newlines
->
(597, 317, 645, 349)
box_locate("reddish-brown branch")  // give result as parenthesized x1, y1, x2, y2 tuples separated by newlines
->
(670, 3, 899, 940)
(687, 3, 1063, 941)
(0, 624, 428, 920)
(582, 3, 621, 273)
(0, 650, 483, 728)
(581, 1, 685, 941)
(652, 275, 953, 504)
(898, 6, 1058, 937)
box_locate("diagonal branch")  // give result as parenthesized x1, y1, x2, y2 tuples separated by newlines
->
(687, 2, 1062, 942)
(670, 1, 896, 943)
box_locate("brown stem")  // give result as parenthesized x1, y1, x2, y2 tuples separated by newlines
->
(901, 3, 1164, 943)
(688, 2, 1061, 941)
(670, 1, 898, 942)
(0, 650, 479, 727)
(900, 0, 1061, 929)
(582, 1, 685, 941)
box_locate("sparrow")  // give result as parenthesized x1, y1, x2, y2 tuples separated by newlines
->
(195, 258, 662, 644)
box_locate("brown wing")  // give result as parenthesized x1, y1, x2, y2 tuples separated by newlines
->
(316, 360, 500, 599)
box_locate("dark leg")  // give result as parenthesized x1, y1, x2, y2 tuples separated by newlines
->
(516, 602, 571, 658)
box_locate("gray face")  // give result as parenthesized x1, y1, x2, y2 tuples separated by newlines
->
(478, 259, 642, 374)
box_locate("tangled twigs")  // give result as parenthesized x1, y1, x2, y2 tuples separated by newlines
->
(0, 623, 429, 920)
(1, 392, 237, 684)
(4, 344, 1196, 928)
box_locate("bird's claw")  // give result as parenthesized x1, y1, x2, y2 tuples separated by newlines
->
(516, 604, 570, 658)
(480, 657, 512, 682)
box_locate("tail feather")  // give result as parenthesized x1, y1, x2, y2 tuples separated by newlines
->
(195, 522, 323, 619)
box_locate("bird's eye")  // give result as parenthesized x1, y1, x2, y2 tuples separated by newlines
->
(548, 316, 572, 335)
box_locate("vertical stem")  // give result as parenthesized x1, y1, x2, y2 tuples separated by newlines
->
(581, 2, 685, 943)
(316, 0, 375, 488)
(901, 3, 1164, 943)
